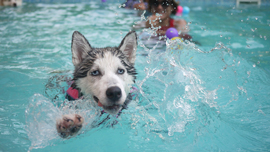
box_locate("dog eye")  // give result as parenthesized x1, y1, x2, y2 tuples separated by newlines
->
(91, 70, 100, 76)
(117, 69, 125, 74)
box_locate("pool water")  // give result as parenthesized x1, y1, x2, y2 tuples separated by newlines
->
(0, 1, 270, 152)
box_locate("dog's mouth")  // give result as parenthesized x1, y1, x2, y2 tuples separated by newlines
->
(93, 96, 99, 104)
(93, 96, 121, 112)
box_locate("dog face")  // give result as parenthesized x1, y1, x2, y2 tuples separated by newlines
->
(71, 31, 137, 114)
(1, 0, 22, 7)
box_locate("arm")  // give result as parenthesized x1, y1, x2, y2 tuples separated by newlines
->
(145, 15, 157, 28)
(174, 19, 192, 40)
(174, 19, 189, 34)
(133, 2, 147, 10)
(145, 14, 167, 28)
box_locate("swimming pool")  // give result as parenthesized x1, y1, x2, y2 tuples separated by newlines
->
(0, 1, 270, 151)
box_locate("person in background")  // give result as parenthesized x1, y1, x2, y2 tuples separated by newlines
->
(133, 0, 149, 10)
(145, 0, 192, 40)
(123, 0, 149, 10)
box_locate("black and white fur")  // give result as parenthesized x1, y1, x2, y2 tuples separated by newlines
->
(56, 31, 137, 138)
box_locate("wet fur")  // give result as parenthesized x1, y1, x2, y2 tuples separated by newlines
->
(56, 114, 84, 138)
(56, 31, 137, 138)
(71, 31, 137, 114)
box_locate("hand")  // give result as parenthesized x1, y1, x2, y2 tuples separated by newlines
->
(145, 15, 166, 28)
(133, 2, 146, 10)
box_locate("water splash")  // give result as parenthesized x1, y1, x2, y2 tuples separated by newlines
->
(25, 94, 61, 150)
(25, 92, 105, 150)
(130, 31, 261, 141)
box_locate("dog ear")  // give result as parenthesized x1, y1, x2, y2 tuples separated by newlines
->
(118, 31, 137, 64)
(71, 31, 92, 66)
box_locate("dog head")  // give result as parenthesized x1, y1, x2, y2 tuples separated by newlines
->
(71, 31, 137, 115)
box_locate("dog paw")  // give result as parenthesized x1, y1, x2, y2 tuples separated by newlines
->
(56, 114, 84, 138)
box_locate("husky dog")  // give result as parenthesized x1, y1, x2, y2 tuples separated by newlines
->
(0, 0, 22, 7)
(56, 31, 137, 138)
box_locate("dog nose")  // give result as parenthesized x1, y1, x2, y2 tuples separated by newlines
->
(13, 3, 17, 7)
(106, 86, 122, 102)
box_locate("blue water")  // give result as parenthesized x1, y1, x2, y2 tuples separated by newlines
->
(0, 2, 270, 152)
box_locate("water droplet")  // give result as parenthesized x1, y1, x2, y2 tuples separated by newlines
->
(257, 61, 260, 64)
(251, 28, 254, 32)
(231, 13, 233, 15)
(246, 45, 250, 48)
(241, 20, 243, 22)
(188, 22, 192, 25)
(255, 18, 258, 20)
(247, 71, 251, 77)
(220, 35, 223, 37)
(119, 4, 123, 8)
(253, 64, 256, 67)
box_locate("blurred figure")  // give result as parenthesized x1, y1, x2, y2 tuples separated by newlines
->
(145, 0, 191, 40)
(0, 0, 22, 7)
(133, 0, 149, 10)
(123, 0, 148, 10)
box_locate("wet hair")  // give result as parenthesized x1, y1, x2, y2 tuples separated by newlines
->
(148, 0, 179, 15)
